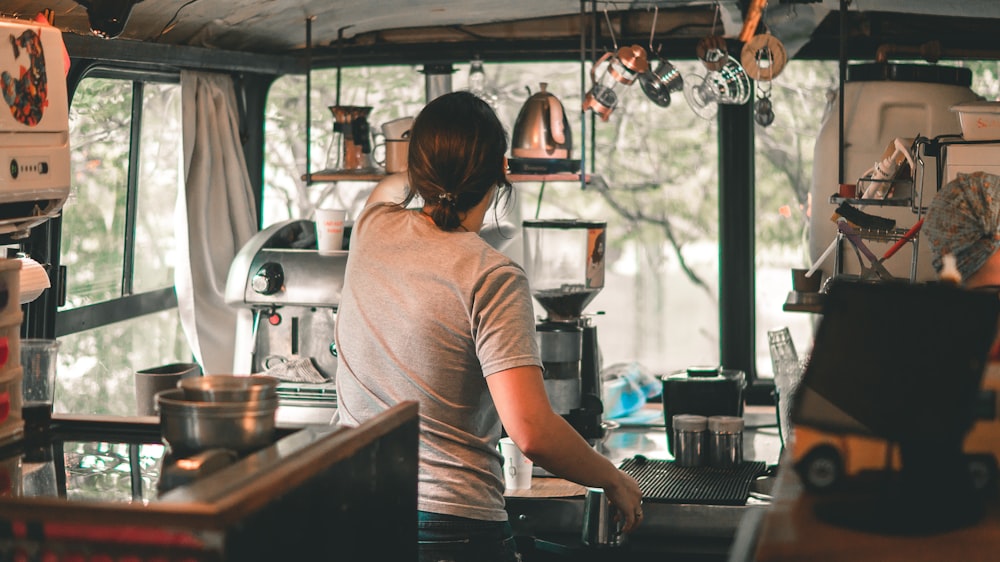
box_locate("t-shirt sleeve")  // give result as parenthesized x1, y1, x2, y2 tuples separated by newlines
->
(472, 264, 543, 377)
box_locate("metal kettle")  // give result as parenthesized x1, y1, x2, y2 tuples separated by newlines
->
(511, 83, 572, 160)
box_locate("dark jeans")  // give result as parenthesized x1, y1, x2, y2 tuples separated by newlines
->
(417, 511, 521, 562)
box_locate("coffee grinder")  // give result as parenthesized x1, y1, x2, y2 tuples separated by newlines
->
(523, 219, 607, 442)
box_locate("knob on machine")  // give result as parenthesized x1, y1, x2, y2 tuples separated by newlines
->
(251, 262, 284, 295)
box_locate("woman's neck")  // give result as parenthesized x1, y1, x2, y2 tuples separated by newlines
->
(421, 186, 495, 233)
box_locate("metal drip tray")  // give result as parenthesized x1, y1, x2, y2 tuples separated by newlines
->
(277, 381, 337, 405)
(620, 456, 768, 506)
(276, 382, 337, 426)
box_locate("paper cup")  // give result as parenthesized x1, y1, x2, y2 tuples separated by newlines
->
(315, 209, 347, 255)
(499, 437, 533, 490)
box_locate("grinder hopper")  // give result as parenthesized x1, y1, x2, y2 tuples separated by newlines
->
(522, 219, 607, 321)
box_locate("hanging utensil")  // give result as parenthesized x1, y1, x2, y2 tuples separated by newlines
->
(582, 8, 648, 120)
(696, 3, 727, 71)
(742, 32, 787, 127)
(639, 6, 684, 107)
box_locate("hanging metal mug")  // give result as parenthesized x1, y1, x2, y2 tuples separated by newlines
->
(583, 45, 649, 121)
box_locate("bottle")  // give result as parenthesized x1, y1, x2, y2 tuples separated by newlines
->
(467, 57, 499, 112)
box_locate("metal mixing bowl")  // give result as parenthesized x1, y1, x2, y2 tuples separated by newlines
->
(177, 374, 279, 402)
(156, 388, 278, 455)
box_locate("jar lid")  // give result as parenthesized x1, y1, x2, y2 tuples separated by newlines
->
(672, 414, 708, 431)
(708, 415, 745, 433)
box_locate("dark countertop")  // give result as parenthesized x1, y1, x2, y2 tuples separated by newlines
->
(730, 450, 1000, 562)
(505, 404, 783, 561)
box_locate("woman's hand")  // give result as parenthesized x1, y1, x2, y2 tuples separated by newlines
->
(488, 366, 646, 533)
(604, 469, 644, 533)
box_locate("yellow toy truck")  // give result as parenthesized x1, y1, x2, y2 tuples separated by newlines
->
(792, 364, 1000, 493)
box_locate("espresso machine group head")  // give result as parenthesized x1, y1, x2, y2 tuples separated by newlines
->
(523, 219, 608, 442)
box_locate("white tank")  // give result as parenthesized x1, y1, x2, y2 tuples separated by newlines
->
(810, 64, 978, 282)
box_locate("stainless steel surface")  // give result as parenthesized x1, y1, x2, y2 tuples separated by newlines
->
(156, 388, 278, 454)
(225, 219, 348, 308)
(226, 219, 344, 385)
(179, 374, 279, 402)
(581, 487, 625, 547)
(275, 381, 338, 425)
(507, 405, 782, 556)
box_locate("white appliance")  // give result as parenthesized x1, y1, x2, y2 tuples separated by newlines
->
(0, 16, 70, 239)
(942, 141, 1000, 184)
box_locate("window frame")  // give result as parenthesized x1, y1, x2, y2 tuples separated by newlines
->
(22, 64, 181, 340)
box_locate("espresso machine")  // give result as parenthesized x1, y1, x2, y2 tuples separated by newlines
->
(523, 219, 607, 441)
(225, 219, 347, 424)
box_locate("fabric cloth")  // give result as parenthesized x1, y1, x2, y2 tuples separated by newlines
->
(334, 203, 542, 522)
(925, 171, 1000, 281)
(176, 71, 259, 374)
(417, 511, 519, 562)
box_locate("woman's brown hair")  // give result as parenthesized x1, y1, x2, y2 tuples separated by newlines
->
(401, 91, 512, 231)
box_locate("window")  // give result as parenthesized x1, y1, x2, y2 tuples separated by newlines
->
(754, 59, 837, 375)
(263, 60, 722, 380)
(58, 71, 191, 416)
(754, 59, 1000, 380)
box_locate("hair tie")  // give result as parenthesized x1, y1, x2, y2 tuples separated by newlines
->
(438, 192, 457, 205)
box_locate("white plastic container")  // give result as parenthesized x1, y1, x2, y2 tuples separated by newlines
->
(951, 101, 1000, 141)
(810, 63, 978, 282)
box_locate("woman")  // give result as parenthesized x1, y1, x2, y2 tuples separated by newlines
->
(333, 91, 643, 561)
(925, 171, 1000, 289)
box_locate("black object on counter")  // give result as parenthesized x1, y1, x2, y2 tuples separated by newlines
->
(795, 279, 999, 535)
(661, 366, 745, 454)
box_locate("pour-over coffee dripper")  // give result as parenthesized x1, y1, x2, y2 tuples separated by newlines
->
(640, 57, 684, 108)
(329, 105, 376, 173)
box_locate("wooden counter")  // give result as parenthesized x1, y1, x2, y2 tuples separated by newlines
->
(748, 456, 1000, 562)
(0, 403, 419, 561)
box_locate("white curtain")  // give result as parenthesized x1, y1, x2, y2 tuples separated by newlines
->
(176, 70, 258, 374)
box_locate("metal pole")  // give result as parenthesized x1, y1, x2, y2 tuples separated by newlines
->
(304, 16, 314, 183)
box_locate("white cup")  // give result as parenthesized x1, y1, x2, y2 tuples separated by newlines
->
(315, 208, 347, 255)
(499, 437, 533, 490)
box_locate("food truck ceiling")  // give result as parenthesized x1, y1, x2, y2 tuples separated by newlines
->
(4, 0, 1000, 67)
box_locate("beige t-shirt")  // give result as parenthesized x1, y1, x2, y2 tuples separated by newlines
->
(334, 203, 542, 521)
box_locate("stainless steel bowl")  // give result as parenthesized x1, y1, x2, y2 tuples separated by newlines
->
(156, 388, 278, 454)
(177, 374, 279, 402)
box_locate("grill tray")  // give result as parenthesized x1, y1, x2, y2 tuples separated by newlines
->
(619, 456, 767, 505)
